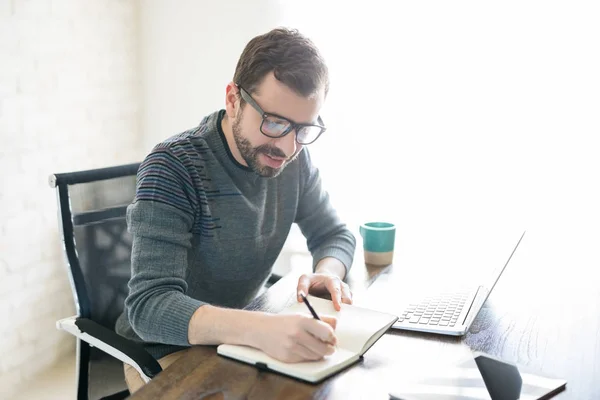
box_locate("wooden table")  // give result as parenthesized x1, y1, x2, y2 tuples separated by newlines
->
(130, 228, 600, 399)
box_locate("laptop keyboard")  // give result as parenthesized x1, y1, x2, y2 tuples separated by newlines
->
(398, 291, 470, 327)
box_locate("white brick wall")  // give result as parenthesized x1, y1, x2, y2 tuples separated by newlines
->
(0, 1, 142, 397)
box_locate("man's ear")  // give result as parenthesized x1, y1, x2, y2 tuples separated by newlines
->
(224, 82, 240, 119)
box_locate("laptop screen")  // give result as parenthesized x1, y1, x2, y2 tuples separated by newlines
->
(482, 230, 526, 295)
(388, 225, 526, 290)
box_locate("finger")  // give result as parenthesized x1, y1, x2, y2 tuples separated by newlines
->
(296, 329, 335, 358)
(320, 315, 338, 335)
(302, 317, 337, 346)
(296, 274, 311, 302)
(341, 283, 353, 305)
(325, 278, 342, 311)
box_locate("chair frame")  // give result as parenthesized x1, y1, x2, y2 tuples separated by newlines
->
(50, 163, 162, 400)
(50, 162, 283, 398)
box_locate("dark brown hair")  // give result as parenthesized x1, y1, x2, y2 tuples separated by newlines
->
(233, 27, 329, 99)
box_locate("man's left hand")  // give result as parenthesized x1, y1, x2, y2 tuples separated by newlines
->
(296, 273, 352, 311)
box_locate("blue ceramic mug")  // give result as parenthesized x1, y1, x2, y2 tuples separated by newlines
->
(359, 222, 396, 265)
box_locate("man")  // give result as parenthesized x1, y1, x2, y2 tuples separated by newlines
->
(115, 27, 356, 392)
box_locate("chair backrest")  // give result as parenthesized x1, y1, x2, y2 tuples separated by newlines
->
(50, 163, 140, 330)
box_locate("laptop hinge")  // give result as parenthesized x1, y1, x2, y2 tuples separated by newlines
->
(462, 286, 484, 327)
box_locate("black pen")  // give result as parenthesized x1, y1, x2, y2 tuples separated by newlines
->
(300, 293, 321, 320)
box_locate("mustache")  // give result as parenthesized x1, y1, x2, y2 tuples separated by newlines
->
(256, 145, 288, 159)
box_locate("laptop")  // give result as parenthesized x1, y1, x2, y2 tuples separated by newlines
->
(360, 230, 526, 336)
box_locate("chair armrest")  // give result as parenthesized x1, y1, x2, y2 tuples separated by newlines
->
(57, 316, 162, 382)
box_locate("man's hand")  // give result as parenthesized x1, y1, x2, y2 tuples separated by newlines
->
(296, 273, 353, 311)
(252, 313, 338, 363)
(188, 305, 337, 364)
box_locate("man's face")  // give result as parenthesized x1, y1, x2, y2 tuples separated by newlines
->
(231, 72, 325, 178)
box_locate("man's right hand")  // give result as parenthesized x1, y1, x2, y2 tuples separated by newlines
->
(251, 313, 338, 363)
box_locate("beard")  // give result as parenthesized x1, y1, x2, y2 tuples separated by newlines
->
(232, 116, 300, 178)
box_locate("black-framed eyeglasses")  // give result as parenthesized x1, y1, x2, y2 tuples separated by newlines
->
(236, 84, 326, 145)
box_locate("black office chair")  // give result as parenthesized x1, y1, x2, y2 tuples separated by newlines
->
(50, 163, 161, 400)
(50, 162, 282, 399)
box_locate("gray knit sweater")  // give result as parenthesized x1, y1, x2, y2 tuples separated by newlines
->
(115, 110, 356, 360)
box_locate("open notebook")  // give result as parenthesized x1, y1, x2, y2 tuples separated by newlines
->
(217, 295, 398, 383)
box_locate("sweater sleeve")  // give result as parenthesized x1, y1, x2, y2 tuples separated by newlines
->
(123, 149, 204, 346)
(294, 149, 356, 275)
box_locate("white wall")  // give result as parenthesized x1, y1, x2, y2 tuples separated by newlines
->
(139, 0, 285, 152)
(0, 1, 143, 397)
